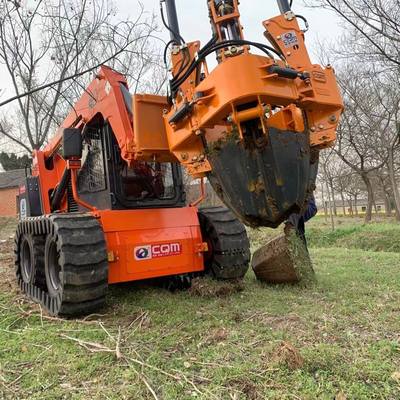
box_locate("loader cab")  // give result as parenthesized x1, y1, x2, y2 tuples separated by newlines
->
(76, 121, 186, 211)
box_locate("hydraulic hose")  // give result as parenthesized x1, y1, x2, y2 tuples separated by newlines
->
(170, 39, 285, 94)
(163, 0, 182, 43)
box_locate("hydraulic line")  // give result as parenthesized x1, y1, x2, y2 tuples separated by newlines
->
(50, 168, 70, 211)
(170, 39, 285, 95)
(160, 0, 183, 44)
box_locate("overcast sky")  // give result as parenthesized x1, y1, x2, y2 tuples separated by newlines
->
(119, 0, 342, 59)
(0, 0, 340, 99)
(0, 0, 343, 155)
(0, 0, 342, 102)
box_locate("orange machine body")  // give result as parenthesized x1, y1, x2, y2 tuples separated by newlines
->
(99, 207, 205, 284)
(31, 153, 206, 284)
(131, 12, 343, 179)
(30, 66, 207, 285)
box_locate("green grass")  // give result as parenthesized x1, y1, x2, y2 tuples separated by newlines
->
(249, 215, 400, 253)
(1, 217, 400, 399)
(307, 222, 400, 252)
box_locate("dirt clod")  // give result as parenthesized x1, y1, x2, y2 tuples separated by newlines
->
(189, 277, 244, 298)
(227, 377, 259, 400)
(204, 327, 228, 344)
(272, 341, 304, 370)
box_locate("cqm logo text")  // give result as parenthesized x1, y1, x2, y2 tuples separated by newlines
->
(134, 243, 182, 261)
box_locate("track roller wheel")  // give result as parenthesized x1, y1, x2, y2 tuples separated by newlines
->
(44, 234, 63, 297)
(16, 233, 45, 287)
(161, 274, 193, 292)
(19, 234, 34, 284)
(198, 207, 250, 280)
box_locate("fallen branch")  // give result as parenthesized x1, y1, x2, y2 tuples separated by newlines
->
(115, 327, 122, 360)
(60, 332, 208, 397)
(18, 308, 99, 325)
(99, 322, 116, 342)
(137, 373, 159, 400)
(82, 313, 107, 321)
(61, 332, 162, 398)
(60, 334, 115, 354)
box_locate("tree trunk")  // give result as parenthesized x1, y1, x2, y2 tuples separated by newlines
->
(321, 184, 328, 222)
(354, 195, 359, 216)
(329, 180, 337, 216)
(340, 191, 346, 216)
(361, 173, 374, 223)
(384, 193, 392, 217)
(325, 181, 335, 231)
(348, 198, 353, 216)
(388, 147, 400, 221)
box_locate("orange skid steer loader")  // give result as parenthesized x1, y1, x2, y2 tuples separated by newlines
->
(14, 0, 343, 316)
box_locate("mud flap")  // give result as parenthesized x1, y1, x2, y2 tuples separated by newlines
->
(207, 126, 315, 228)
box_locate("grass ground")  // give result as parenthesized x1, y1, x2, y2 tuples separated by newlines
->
(0, 216, 399, 399)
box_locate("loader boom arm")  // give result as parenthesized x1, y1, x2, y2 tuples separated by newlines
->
(40, 68, 134, 165)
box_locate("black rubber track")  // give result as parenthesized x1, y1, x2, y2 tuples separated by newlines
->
(14, 213, 108, 317)
(198, 207, 250, 279)
(31, 235, 46, 289)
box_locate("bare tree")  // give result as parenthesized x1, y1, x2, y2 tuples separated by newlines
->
(318, 150, 337, 230)
(307, 0, 400, 221)
(306, 0, 400, 69)
(373, 170, 394, 217)
(333, 163, 354, 216)
(0, 0, 163, 153)
(375, 74, 400, 220)
(334, 65, 391, 222)
(343, 173, 364, 217)
(360, 70, 400, 220)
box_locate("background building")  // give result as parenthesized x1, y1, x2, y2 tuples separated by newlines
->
(0, 169, 25, 216)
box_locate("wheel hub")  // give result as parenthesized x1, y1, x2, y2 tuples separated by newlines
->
(47, 240, 61, 292)
(20, 237, 32, 283)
